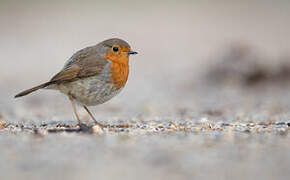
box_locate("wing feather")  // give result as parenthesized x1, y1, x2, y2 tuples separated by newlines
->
(49, 45, 108, 84)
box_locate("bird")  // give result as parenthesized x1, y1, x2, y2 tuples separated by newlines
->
(15, 38, 137, 128)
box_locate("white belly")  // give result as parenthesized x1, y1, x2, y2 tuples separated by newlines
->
(47, 63, 123, 106)
(57, 76, 123, 106)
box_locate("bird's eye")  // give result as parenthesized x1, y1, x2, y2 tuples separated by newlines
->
(113, 47, 119, 52)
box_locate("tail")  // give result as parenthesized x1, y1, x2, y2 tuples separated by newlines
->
(14, 82, 53, 98)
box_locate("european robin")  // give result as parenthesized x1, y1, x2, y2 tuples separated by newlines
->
(15, 38, 137, 128)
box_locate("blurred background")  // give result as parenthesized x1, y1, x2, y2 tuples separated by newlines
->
(1, 0, 290, 118)
(1, 0, 290, 180)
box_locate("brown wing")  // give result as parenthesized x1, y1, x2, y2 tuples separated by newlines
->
(50, 46, 108, 83)
(14, 46, 108, 98)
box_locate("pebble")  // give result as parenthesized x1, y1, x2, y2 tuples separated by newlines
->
(92, 125, 104, 135)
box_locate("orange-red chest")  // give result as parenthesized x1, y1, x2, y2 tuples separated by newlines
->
(109, 62, 129, 90)
(104, 50, 130, 90)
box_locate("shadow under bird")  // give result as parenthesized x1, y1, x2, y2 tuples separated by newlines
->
(15, 38, 138, 127)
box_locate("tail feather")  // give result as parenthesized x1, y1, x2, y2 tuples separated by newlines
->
(14, 82, 53, 98)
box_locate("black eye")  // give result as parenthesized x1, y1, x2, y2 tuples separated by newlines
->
(113, 47, 119, 52)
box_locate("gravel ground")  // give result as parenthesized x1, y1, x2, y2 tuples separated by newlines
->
(1, 1, 290, 180)
(1, 86, 290, 180)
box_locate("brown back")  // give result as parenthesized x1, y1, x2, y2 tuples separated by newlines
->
(50, 46, 108, 83)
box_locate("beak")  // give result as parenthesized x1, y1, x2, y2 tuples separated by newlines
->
(128, 50, 138, 55)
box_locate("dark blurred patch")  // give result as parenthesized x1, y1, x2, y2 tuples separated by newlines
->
(206, 43, 290, 87)
(203, 109, 224, 117)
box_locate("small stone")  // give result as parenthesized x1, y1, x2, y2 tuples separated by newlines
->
(200, 117, 209, 123)
(0, 121, 7, 129)
(0, 113, 7, 129)
(276, 122, 286, 126)
(168, 122, 177, 131)
(247, 123, 255, 127)
(92, 125, 104, 135)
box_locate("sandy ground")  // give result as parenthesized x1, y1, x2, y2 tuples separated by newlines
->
(1, 1, 290, 180)
(2, 85, 290, 180)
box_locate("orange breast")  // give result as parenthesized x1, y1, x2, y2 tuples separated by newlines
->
(104, 47, 130, 89)
(109, 61, 129, 89)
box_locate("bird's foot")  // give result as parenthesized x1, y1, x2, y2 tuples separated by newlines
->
(78, 123, 104, 135)
(78, 123, 93, 133)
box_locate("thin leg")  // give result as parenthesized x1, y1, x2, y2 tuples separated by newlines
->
(68, 95, 82, 126)
(83, 105, 104, 128)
